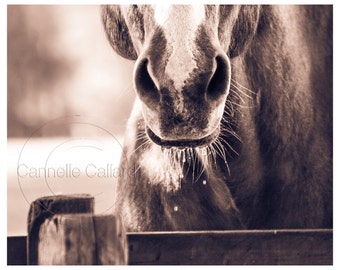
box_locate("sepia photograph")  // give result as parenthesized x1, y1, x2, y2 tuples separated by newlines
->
(6, 3, 333, 265)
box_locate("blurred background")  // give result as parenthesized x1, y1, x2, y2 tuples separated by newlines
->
(7, 5, 136, 235)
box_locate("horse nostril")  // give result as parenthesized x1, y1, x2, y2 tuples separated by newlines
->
(134, 58, 160, 106)
(207, 55, 230, 100)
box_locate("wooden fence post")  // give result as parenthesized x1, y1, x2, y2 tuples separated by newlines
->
(27, 194, 94, 265)
(27, 194, 128, 265)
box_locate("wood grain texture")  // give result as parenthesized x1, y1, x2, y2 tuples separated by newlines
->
(127, 229, 333, 265)
(93, 215, 128, 265)
(8, 229, 332, 265)
(27, 194, 94, 265)
(37, 214, 128, 265)
(38, 214, 96, 264)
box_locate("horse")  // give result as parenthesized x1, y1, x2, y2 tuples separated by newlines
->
(102, 5, 332, 231)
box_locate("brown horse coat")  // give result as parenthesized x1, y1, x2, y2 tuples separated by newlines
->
(102, 5, 332, 231)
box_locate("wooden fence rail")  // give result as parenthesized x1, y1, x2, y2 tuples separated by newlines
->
(7, 229, 333, 265)
(7, 194, 333, 265)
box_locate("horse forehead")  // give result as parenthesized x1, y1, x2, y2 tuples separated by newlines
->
(153, 5, 206, 28)
(150, 6, 214, 91)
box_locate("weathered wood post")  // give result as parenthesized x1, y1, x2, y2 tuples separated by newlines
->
(27, 194, 128, 265)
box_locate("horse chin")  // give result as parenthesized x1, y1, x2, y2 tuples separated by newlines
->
(145, 126, 220, 149)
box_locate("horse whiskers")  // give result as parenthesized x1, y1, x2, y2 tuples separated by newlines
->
(208, 144, 217, 164)
(212, 141, 231, 176)
(230, 84, 254, 100)
(220, 137, 239, 157)
(231, 78, 256, 95)
(224, 87, 256, 119)
(227, 99, 255, 109)
(132, 111, 240, 188)
(230, 88, 247, 104)
(133, 130, 238, 190)
(220, 125, 242, 142)
(229, 80, 256, 111)
(131, 136, 151, 155)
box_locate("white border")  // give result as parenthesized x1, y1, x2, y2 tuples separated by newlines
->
(2, 1, 338, 268)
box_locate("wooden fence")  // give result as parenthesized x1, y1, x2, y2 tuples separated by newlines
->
(7, 195, 333, 265)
